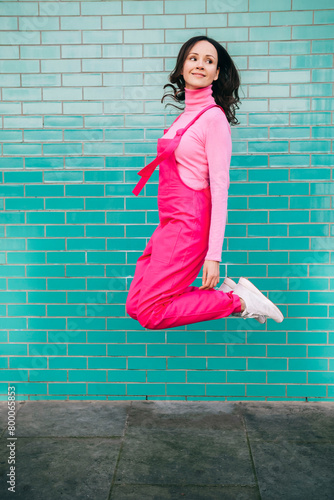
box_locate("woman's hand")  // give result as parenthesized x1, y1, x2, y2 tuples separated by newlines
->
(199, 260, 220, 290)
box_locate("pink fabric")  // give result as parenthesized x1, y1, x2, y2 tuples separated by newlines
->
(162, 84, 231, 262)
(127, 104, 242, 330)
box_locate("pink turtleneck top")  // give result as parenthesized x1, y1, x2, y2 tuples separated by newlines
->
(162, 84, 231, 262)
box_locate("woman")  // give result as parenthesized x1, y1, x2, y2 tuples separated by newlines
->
(126, 35, 284, 330)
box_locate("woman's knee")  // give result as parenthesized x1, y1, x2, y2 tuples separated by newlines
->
(125, 294, 137, 320)
(136, 309, 150, 328)
(126, 292, 157, 327)
(137, 314, 159, 330)
(137, 305, 164, 330)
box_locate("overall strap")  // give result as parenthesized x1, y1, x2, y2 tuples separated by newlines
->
(132, 133, 183, 196)
(132, 103, 224, 196)
(180, 103, 224, 135)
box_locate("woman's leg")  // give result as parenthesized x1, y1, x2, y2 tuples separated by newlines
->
(133, 222, 242, 330)
(137, 285, 242, 330)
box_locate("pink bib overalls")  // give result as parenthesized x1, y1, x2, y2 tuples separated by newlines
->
(126, 103, 242, 330)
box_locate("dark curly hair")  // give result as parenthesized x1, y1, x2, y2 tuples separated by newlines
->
(161, 35, 241, 126)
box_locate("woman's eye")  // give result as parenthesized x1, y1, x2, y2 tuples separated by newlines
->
(190, 57, 212, 63)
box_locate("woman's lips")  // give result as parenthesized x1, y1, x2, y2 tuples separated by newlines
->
(192, 73, 205, 77)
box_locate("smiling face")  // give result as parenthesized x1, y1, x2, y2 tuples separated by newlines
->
(181, 40, 220, 90)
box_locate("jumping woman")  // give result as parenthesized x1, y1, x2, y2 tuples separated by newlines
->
(126, 36, 284, 330)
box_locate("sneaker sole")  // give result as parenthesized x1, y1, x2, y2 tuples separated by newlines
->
(238, 277, 284, 323)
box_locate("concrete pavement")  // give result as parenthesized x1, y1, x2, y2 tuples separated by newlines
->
(0, 400, 333, 499)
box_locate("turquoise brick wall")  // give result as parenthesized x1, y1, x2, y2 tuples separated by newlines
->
(1, 0, 333, 401)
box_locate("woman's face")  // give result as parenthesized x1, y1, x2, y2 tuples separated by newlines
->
(181, 40, 220, 90)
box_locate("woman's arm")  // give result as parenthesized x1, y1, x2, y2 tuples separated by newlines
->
(204, 111, 232, 262)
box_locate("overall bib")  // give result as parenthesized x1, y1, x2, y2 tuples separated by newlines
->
(126, 103, 242, 330)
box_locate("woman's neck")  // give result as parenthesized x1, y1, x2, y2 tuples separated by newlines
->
(184, 83, 215, 112)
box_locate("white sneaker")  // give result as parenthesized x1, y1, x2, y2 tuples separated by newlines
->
(218, 276, 266, 324)
(232, 278, 284, 323)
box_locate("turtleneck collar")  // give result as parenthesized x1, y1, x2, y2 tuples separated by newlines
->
(184, 83, 215, 112)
